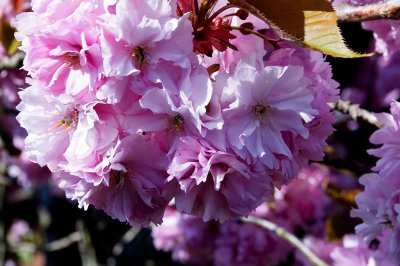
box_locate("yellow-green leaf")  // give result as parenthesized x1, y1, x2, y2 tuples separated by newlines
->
(228, 0, 372, 58)
(8, 38, 20, 56)
(303, 11, 372, 58)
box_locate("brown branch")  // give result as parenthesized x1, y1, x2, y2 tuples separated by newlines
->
(336, 0, 400, 22)
(329, 99, 384, 128)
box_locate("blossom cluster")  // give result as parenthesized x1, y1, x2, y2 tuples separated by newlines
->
(352, 102, 400, 261)
(152, 164, 396, 266)
(15, 0, 338, 226)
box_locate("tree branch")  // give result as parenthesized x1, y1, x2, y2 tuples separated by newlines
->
(336, 0, 400, 22)
(45, 232, 82, 252)
(242, 216, 329, 266)
(329, 99, 384, 128)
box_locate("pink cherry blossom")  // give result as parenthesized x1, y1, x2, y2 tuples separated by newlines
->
(100, 0, 196, 78)
(57, 134, 172, 226)
(223, 61, 316, 173)
(167, 135, 273, 222)
(152, 207, 215, 265)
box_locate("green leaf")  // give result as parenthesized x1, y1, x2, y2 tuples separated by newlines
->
(228, 0, 373, 58)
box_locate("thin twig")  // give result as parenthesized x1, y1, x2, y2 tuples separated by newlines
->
(45, 232, 82, 252)
(76, 220, 98, 266)
(336, 0, 400, 22)
(112, 227, 141, 257)
(242, 216, 329, 266)
(329, 99, 384, 128)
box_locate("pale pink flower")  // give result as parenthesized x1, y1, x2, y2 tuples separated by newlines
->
(352, 173, 400, 248)
(363, 20, 400, 57)
(139, 65, 215, 139)
(272, 164, 333, 234)
(18, 23, 103, 96)
(100, 0, 195, 78)
(214, 221, 292, 266)
(16, 84, 118, 180)
(331, 234, 397, 266)
(368, 102, 400, 176)
(167, 136, 272, 222)
(265, 45, 339, 173)
(223, 61, 316, 172)
(152, 207, 215, 265)
(352, 103, 400, 259)
(57, 134, 172, 226)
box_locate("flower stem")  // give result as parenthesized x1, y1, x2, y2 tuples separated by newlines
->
(207, 4, 236, 23)
(242, 216, 329, 266)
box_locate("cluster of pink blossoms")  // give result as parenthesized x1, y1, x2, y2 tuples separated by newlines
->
(352, 102, 400, 261)
(15, 0, 338, 225)
(153, 164, 397, 266)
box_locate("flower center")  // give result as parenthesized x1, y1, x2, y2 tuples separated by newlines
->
(110, 169, 128, 188)
(171, 115, 184, 130)
(132, 46, 146, 67)
(56, 108, 79, 129)
(62, 52, 81, 69)
(252, 104, 271, 122)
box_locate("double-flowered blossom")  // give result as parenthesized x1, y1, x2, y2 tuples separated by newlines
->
(352, 102, 400, 261)
(153, 164, 378, 266)
(152, 207, 216, 265)
(363, 20, 400, 58)
(57, 134, 172, 226)
(299, 233, 397, 266)
(16, 0, 338, 225)
(168, 135, 273, 222)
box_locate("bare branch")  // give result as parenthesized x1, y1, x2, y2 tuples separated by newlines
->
(336, 0, 400, 22)
(112, 227, 141, 257)
(329, 99, 384, 128)
(242, 216, 329, 266)
(45, 232, 82, 252)
(76, 220, 98, 266)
